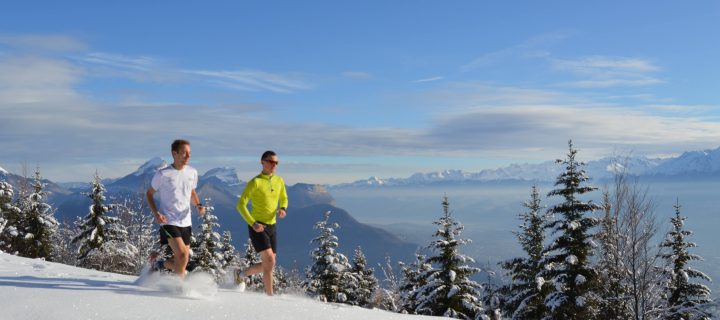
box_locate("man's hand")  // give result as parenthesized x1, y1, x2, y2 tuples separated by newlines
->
(278, 208, 287, 219)
(197, 205, 206, 216)
(154, 212, 167, 224)
(253, 222, 265, 233)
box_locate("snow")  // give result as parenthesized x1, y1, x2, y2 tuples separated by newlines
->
(0, 252, 434, 320)
(201, 167, 241, 186)
(0, 165, 7, 175)
(134, 157, 167, 176)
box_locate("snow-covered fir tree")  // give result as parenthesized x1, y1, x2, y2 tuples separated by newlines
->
(500, 185, 549, 319)
(0, 179, 22, 253)
(190, 199, 225, 281)
(52, 218, 79, 266)
(595, 190, 633, 319)
(241, 238, 265, 291)
(539, 141, 602, 319)
(481, 268, 504, 320)
(412, 195, 484, 319)
(16, 167, 58, 260)
(113, 194, 155, 274)
(347, 246, 379, 308)
(656, 200, 713, 320)
(304, 211, 356, 303)
(398, 253, 432, 314)
(72, 172, 137, 273)
(219, 230, 239, 269)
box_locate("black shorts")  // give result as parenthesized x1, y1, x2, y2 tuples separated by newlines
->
(159, 225, 192, 246)
(248, 223, 277, 253)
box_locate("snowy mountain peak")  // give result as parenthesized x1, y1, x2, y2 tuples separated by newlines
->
(134, 157, 167, 176)
(0, 165, 7, 175)
(201, 167, 241, 186)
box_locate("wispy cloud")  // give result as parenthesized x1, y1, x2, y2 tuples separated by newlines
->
(461, 32, 572, 72)
(342, 71, 372, 79)
(183, 69, 312, 93)
(412, 76, 444, 83)
(78, 52, 160, 71)
(0, 34, 87, 52)
(552, 56, 663, 88)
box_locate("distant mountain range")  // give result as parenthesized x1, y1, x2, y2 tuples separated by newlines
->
(332, 146, 720, 188)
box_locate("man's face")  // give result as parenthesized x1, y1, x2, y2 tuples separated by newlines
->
(172, 144, 191, 166)
(261, 155, 279, 174)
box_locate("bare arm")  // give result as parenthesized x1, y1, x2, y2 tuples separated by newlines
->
(191, 189, 206, 216)
(146, 187, 167, 224)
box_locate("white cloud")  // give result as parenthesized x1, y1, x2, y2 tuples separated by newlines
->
(0, 55, 83, 104)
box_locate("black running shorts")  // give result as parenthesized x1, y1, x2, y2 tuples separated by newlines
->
(159, 225, 192, 246)
(248, 223, 277, 253)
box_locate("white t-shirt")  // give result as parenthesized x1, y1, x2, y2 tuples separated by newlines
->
(150, 164, 198, 227)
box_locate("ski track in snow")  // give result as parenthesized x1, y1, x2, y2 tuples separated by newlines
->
(0, 252, 436, 320)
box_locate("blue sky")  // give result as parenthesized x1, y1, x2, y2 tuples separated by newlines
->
(1, 1, 719, 184)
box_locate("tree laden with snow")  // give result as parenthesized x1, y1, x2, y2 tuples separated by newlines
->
(412, 195, 484, 319)
(347, 246, 379, 308)
(190, 199, 225, 281)
(595, 189, 634, 320)
(15, 168, 59, 260)
(240, 238, 265, 291)
(72, 172, 137, 274)
(500, 185, 549, 319)
(398, 253, 432, 314)
(304, 211, 356, 304)
(0, 179, 23, 253)
(540, 141, 602, 319)
(656, 200, 713, 320)
(219, 230, 239, 269)
(113, 193, 155, 274)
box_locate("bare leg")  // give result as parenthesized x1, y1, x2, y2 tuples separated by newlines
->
(243, 248, 276, 295)
(164, 237, 190, 279)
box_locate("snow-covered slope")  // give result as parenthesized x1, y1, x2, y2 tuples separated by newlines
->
(200, 167, 242, 187)
(0, 252, 432, 320)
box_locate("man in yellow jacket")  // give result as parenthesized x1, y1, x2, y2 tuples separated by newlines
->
(236, 150, 288, 295)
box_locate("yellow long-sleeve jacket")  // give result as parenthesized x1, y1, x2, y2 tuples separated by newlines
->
(236, 173, 288, 226)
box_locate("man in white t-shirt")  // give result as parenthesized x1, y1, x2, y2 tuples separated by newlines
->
(146, 139, 205, 278)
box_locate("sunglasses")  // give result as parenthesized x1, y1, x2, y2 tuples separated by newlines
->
(263, 159, 279, 165)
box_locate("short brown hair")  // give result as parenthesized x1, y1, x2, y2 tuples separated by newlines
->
(261, 150, 276, 161)
(171, 139, 190, 153)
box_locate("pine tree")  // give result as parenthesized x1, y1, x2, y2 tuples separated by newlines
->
(348, 246, 379, 308)
(219, 230, 239, 269)
(500, 185, 548, 319)
(657, 200, 713, 320)
(241, 238, 265, 291)
(595, 190, 633, 319)
(398, 253, 432, 314)
(413, 195, 484, 319)
(540, 140, 602, 319)
(0, 179, 22, 253)
(114, 194, 155, 274)
(304, 211, 356, 303)
(17, 167, 58, 259)
(72, 172, 137, 273)
(191, 199, 224, 280)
